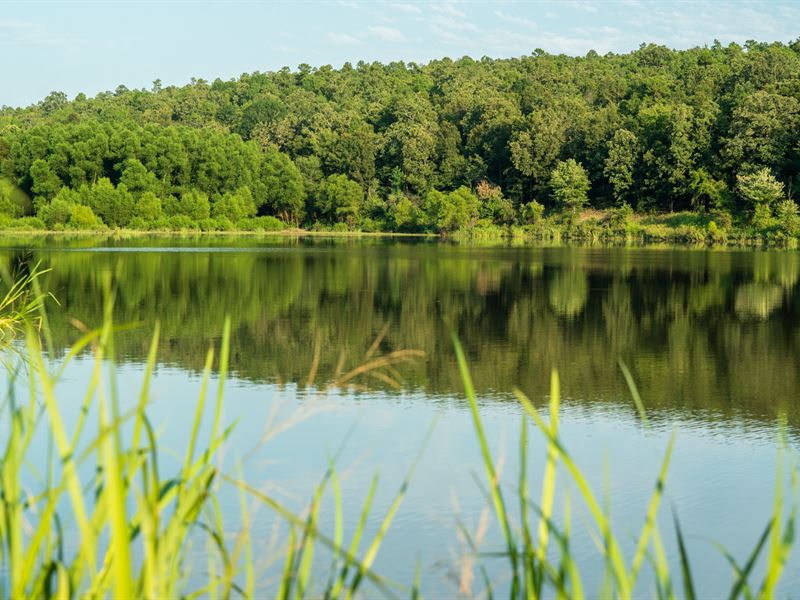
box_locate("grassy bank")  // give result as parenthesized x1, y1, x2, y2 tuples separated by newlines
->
(0, 208, 796, 248)
(0, 273, 796, 598)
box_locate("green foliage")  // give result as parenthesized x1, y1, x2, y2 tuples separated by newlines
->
(39, 196, 74, 228)
(690, 168, 730, 212)
(385, 192, 418, 232)
(0, 178, 32, 217)
(550, 159, 590, 215)
(84, 178, 134, 227)
(520, 200, 545, 224)
(737, 168, 784, 227)
(609, 202, 634, 227)
(476, 180, 515, 225)
(422, 186, 479, 233)
(776, 199, 800, 236)
(212, 186, 257, 222)
(176, 189, 211, 221)
(69, 203, 103, 229)
(317, 174, 364, 225)
(604, 129, 640, 206)
(118, 158, 159, 197)
(261, 150, 305, 224)
(134, 191, 163, 221)
(237, 215, 287, 231)
(5, 41, 800, 234)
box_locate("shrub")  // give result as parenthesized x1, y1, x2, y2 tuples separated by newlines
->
(9, 217, 46, 230)
(608, 202, 634, 228)
(520, 200, 545, 224)
(775, 199, 800, 237)
(179, 190, 211, 221)
(550, 159, 590, 215)
(39, 198, 74, 228)
(212, 187, 256, 222)
(317, 174, 364, 225)
(150, 217, 171, 230)
(167, 214, 197, 230)
(84, 178, 135, 227)
(68, 204, 104, 230)
(127, 216, 149, 230)
(135, 192, 163, 221)
(237, 216, 287, 231)
(198, 217, 220, 232)
(0, 177, 32, 217)
(709, 209, 733, 230)
(676, 225, 707, 244)
(707, 221, 728, 244)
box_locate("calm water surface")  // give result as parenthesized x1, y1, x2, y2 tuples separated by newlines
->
(3, 236, 799, 596)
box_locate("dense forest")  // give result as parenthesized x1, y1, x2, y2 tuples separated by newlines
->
(2, 40, 800, 239)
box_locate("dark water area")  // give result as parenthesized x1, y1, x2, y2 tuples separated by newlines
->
(3, 236, 799, 596)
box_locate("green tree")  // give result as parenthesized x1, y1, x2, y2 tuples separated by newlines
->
(422, 186, 479, 233)
(119, 158, 160, 197)
(317, 174, 364, 225)
(550, 159, 590, 216)
(85, 178, 134, 227)
(261, 151, 305, 224)
(212, 186, 257, 222)
(178, 190, 211, 221)
(135, 191, 163, 221)
(736, 167, 784, 227)
(69, 204, 104, 229)
(604, 129, 639, 206)
(30, 159, 62, 207)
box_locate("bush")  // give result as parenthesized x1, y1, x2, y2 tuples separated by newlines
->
(135, 192, 163, 221)
(167, 215, 197, 230)
(709, 209, 733, 230)
(608, 202, 634, 228)
(676, 225, 707, 244)
(707, 221, 728, 244)
(237, 216, 287, 231)
(775, 199, 800, 237)
(212, 187, 256, 222)
(198, 217, 220, 232)
(520, 200, 546, 224)
(8, 217, 46, 230)
(0, 177, 32, 217)
(68, 204, 104, 230)
(150, 217, 172, 231)
(216, 216, 235, 231)
(127, 216, 149, 230)
(39, 198, 74, 228)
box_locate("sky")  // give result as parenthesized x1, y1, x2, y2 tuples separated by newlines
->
(2, 0, 799, 108)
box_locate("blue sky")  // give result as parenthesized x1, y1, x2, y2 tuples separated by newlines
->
(2, 0, 799, 108)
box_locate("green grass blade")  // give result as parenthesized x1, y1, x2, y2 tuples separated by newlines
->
(451, 333, 518, 595)
(673, 511, 697, 600)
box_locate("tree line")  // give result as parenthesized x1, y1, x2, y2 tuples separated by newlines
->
(1, 39, 800, 233)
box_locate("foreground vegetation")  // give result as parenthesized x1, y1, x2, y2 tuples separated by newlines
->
(0, 271, 796, 598)
(3, 40, 800, 243)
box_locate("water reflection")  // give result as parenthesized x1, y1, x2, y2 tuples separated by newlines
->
(1, 237, 798, 430)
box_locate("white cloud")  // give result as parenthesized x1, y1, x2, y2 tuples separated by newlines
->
(326, 32, 362, 45)
(368, 25, 406, 42)
(432, 2, 466, 19)
(391, 3, 422, 14)
(0, 19, 79, 48)
(494, 10, 537, 30)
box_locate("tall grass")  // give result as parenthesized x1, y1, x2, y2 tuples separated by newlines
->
(0, 271, 795, 597)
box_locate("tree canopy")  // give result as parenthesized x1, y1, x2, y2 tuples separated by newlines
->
(3, 40, 800, 232)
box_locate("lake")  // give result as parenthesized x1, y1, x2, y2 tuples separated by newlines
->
(3, 236, 799, 596)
